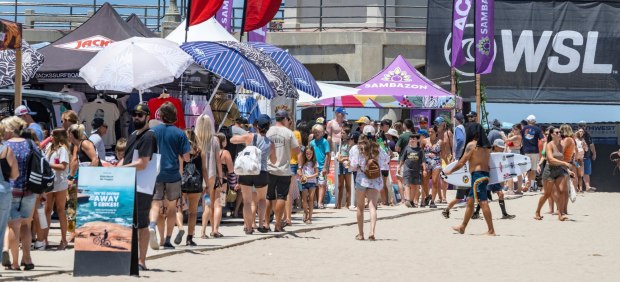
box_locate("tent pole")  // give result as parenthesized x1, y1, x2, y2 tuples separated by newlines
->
(14, 46, 22, 109)
(184, 0, 191, 42)
(239, 0, 250, 42)
(208, 77, 224, 106)
(475, 74, 481, 123)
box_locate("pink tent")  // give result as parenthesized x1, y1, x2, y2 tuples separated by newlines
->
(308, 55, 461, 109)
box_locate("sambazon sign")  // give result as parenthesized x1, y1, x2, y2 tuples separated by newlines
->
(427, 0, 620, 104)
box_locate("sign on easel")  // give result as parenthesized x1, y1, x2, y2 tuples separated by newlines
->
(74, 167, 136, 276)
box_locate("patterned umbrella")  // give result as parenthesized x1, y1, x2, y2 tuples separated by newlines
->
(247, 42, 320, 98)
(0, 40, 44, 87)
(181, 41, 278, 99)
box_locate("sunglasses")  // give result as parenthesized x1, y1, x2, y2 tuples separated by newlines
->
(132, 112, 145, 118)
(553, 131, 561, 135)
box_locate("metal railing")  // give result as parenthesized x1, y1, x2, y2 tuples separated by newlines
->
(0, 1, 164, 31)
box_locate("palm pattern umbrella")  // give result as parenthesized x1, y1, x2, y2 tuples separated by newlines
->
(0, 40, 44, 87)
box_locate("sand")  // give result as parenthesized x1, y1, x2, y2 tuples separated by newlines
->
(37, 191, 620, 282)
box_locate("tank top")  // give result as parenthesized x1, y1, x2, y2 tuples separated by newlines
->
(302, 161, 317, 183)
(0, 144, 10, 194)
(563, 138, 575, 162)
(254, 133, 271, 171)
(78, 140, 95, 163)
(549, 142, 564, 166)
(7, 140, 32, 195)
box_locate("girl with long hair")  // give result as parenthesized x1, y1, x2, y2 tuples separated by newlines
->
(42, 129, 70, 250)
(299, 146, 318, 223)
(195, 115, 223, 238)
(560, 124, 576, 215)
(423, 126, 442, 208)
(574, 128, 588, 192)
(0, 123, 20, 269)
(350, 127, 389, 241)
(179, 129, 202, 245)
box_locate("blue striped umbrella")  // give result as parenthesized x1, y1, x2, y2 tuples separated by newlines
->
(248, 42, 322, 98)
(180, 41, 275, 99)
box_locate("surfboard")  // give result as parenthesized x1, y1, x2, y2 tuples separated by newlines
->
(441, 153, 531, 187)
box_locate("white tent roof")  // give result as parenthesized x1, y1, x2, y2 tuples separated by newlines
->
(297, 82, 359, 107)
(166, 18, 237, 44)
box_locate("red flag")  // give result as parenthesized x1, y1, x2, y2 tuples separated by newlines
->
(189, 0, 224, 26)
(243, 0, 282, 32)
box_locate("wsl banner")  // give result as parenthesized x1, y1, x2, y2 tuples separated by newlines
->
(74, 167, 136, 276)
(427, 0, 620, 104)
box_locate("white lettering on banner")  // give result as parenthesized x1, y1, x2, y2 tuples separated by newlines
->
(501, 30, 613, 74)
(364, 83, 428, 90)
(454, 0, 472, 30)
(220, 1, 229, 25)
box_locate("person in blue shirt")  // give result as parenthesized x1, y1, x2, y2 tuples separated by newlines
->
(522, 115, 545, 192)
(14, 105, 44, 142)
(309, 124, 330, 209)
(149, 102, 191, 250)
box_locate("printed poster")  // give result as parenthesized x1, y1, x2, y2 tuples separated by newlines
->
(74, 167, 136, 276)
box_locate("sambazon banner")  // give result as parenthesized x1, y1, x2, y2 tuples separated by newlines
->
(427, 0, 620, 104)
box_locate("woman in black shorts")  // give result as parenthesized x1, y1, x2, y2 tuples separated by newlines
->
(534, 126, 574, 221)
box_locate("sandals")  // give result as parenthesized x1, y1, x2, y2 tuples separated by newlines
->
(210, 232, 224, 238)
(58, 241, 68, 251)
(138, 264, 149, 271)
(355, 234, 364, 241)
(368, 235, 376, 241)
(20, 262, 35, 271)
(200, 234, 209, 239)
(442, 209, 450, 219)
(6, 266, 21, 271)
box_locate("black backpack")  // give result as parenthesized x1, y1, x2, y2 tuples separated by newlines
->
(27, 141, 55, 194)
(181, 156, 202, 193)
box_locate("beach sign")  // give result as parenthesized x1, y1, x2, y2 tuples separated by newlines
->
(73, 167, 136, 276)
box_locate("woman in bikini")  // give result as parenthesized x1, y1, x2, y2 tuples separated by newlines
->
(506, 124, 523, 194)
(534, 126, 574, 221)
(424, 126, 442, 208)
(574, 129, 588, 192)
(560, 124, 576, 215)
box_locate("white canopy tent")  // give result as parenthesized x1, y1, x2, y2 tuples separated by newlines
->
(165, 18, 237, 44)
(297, 82, 359, 107)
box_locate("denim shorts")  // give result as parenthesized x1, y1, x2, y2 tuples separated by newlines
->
(10, 194, 36, 220)
(301, 182, 317, 190)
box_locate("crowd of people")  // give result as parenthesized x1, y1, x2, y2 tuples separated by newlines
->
(0, 102, 603, 271)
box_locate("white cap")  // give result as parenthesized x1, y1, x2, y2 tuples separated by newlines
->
(362, 125, 376, 136)
(526, 115, 536, 122)
(386, 128, 399, 138)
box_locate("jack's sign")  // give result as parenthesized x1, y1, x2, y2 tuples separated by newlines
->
(427, 0, 620, 104)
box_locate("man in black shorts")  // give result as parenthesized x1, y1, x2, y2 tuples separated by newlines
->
(122, 104, 157, 271)
(266, 110, 300, 232)
(400, 134, 425, 207)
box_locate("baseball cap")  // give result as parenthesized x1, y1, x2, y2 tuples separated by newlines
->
(417, 129, 429, 138)
(434, 116, 446, 124)
(236, 117, 248, 125)
(386, 128, 399, 138)
(355, 116, 370, 125)
(526, 115, 536, 122)
(493, 119, 501, 128)
(348, 131, 360, 141)
(275, 109, 289, 120)
(380, 119, 393, 127)
(335, 107, 348, 115)
(132, 104, 150, 115)
(493, 139, 506, 149)
(14, 105, 36, 116)
(257, 114, 271, 127)
(362, 125, 376, 136)
(91, 118, 106, 134)
(455, 113, 465, 122)
(466, 111, 477, 117)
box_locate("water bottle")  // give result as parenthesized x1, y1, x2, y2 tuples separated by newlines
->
(37, 203, 48, 229)
(203, 193, 211, 206)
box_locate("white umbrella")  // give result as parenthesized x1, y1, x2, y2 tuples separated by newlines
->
(79, 37, 193, 93)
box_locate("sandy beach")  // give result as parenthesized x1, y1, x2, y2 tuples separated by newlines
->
(33, 190, 620, 282)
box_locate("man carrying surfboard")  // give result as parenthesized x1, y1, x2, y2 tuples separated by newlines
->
(444, 123, 495, 236)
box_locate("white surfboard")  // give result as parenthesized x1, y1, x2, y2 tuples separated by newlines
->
(441, 153, 531, 187)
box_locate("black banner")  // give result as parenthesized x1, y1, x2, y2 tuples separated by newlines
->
(426, 0, 620, 104)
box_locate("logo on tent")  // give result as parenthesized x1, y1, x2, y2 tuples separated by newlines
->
(382, 67, 412, 82)
(54, 35, 114, 52)
(294, 78, 310, 87)
(246, 79, 264, 88)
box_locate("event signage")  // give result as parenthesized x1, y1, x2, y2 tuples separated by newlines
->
(0, 20, 21, 50)
(248, 24, 269, 43)
(54, 35, 114, 52)
(474, 0, 494, 74)
(74, 167, 136, 277)
(426, 0, 620, 103)
(451, 0, 471, 67)
(215, 0, 233, 32)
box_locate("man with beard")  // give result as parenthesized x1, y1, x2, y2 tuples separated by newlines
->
(122, 104, 158, 271)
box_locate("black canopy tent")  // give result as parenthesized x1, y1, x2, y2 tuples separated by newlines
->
(126, 14, 158, 38)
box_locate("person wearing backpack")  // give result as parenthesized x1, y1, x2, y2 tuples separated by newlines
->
(0, 123, 19, 269)
(180, 129, 203, 246)
(41, 129, 70, 251)
(230, 114, 276, 234)
(1, 117, 37, 270)
(349, 126, 389, 241)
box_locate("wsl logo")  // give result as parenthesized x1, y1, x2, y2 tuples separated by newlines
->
(444, 24, 497, 76)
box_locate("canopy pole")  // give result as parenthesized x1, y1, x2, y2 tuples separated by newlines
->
(239, 0, 249, 42)
(184, 0, 191, 42)
(208, 77, 224, 105)
(475, 74, 481, 123)
(14, 47, 23, 109)
(450, 67, 457, 126)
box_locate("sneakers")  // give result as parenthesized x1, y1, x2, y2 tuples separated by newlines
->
(471, 213, 480, 220)
(149, 227, 159, 250)
(405, 201, 413, 208)
(429, 201, 437, 209)
(501, 214, 516, 219)
(174, 230, 185, 245)
(162, 242, 175, 250)
(442, 209, 450, 219)
(33, 241, 46, 250)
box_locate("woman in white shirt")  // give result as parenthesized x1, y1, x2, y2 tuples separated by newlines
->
(349, 126, 389, 241)
(43, 129, 70, 250)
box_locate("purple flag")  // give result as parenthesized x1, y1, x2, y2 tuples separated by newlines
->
(215, 0, 232, 32)
(451, 0, 472, 68)
(248, 24, 268, 43)
(475, 0, 494, 74)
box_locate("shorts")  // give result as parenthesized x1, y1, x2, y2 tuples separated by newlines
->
(154, 181, 182, 201)
(381, 170, 389, 178)
(403, 171, 422, 185)
(290, 164, 298, 175)
(489, 183, 502, 193)
(583, 158, 592, 175)
(238, 171, 270, 188)
(301, 182, 317, 190)
(267, 174, 291, 200)
(134, 192, 153, 229)
(526, 153, 540, 171)
(339, 163, 350, 175)
(9, 194, 36, 220)
(542, 165, 567, 181)
(468, 171, 490, 202)
(425, 158, 442, 172)
(455, 188, 468, 200)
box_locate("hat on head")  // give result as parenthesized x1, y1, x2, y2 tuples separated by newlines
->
(466, 111, 477, 117)
(132, 104, 150, 115)
(14, 105, 36, 116)
(493, 119, 501, 128)
(381, 119, 393, 127)
(257, 114, 272, 128)
(316, 117, 325, 124)
(493, 139, 506, 149)
(275, 109, 289, 120)
(236, 117, 248, 125)
(335, 107, 348, 115)
(362, 125, 376, 136)
(417, 129, 429, 138)
(526, 115, 536, 122)
(455, 112, 465, 122)
(386, 128, 399, 138)
(349, 131, 360, 141)
(91, 118, 106, 134)
(434, 116, 446, 124)
(355, 116, 370, 125)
